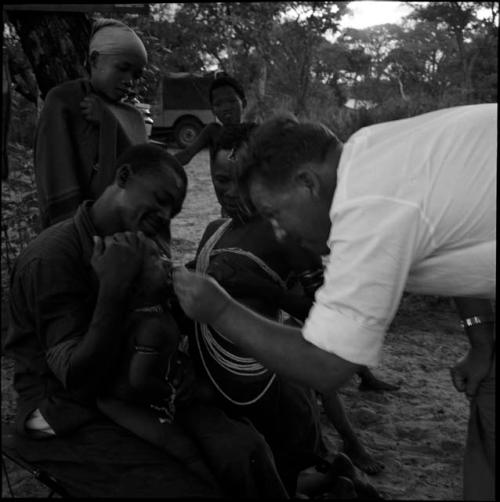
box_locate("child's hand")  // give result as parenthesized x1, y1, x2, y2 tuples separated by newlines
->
(80, 95, 103, 124)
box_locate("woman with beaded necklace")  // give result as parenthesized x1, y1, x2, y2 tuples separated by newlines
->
(189, 125, 385, 498)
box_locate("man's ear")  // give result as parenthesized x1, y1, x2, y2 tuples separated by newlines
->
(294, 168, 321, 197)
(116, 163, 133, 188)
(89, 51, 99, 70)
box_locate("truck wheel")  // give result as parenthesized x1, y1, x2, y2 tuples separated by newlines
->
(174, 118, 202, 149)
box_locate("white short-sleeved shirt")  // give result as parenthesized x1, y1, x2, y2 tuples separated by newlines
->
(302, 104, 497, 366)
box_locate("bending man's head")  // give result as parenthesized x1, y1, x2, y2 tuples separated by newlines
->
(239, 114, 343, 256)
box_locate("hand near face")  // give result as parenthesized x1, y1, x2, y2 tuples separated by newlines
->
(91, 231, 146, 291)
(172, 266, 231, 325)
(80, 95, 104, 125)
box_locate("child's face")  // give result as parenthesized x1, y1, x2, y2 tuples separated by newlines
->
(211, 86, 244, 125)
(90, 52, 144, 102)
(136, 238, 173, 302)
(211, 149, 241, 218)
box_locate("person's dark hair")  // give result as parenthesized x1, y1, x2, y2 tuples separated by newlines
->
(239, 114, 342, 192)
(116, 144, 188, 216)
(209, 74, 246, 105)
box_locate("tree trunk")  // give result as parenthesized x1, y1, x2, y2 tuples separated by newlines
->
(397, 75, 409, 102)
(294, 44, 312, 118)
(2, 54, 12, 180)
(6, 10, 91, 100)
(257, 60, 267, 100)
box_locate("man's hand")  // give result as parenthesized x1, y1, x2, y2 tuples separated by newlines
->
(172, 266, 231, 324)
(91, 232, 146, 291)
(451, 297, 495, 399)
(450, 348, 493, 399)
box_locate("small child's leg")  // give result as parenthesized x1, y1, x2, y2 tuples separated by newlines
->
(321, 391, 384, 475)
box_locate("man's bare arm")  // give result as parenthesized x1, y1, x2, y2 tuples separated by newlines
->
(173, 123, 219, 166)
(451, 296, 495, 397)
(454, 297, 495, 351)
(53, 233, 145, 394)
(174, 267, 361, 395)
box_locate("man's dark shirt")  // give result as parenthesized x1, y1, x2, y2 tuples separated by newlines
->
(4, 202, 103, 436)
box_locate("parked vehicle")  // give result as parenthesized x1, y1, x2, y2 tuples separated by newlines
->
(150, 72, 216, 148)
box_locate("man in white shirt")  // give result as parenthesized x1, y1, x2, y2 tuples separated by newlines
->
(173, 104, 496, 500)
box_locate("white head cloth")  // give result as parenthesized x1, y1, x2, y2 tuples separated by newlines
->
(89, 18, 147, 66)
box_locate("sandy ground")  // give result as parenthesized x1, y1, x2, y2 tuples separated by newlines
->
(2, 149, 470, 499)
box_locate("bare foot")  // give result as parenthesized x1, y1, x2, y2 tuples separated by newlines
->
(343, 442, 384, 476)
(358, 377, 400, 392)
(330, 452, 357, 479)
(322, 476, 358, 499)
(352, 478, 382, 499)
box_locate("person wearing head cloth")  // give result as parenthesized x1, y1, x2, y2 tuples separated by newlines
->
(34, 18, 148, 229)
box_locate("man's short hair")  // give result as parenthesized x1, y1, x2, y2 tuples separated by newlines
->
(115, 144, 188, 216)
(239, 114, 342, 191)
(209, 74, 246, 104)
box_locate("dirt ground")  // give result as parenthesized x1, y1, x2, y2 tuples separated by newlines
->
(2, 149, 470, 499)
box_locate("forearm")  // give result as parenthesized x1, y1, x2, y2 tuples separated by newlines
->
(173, 149, 193, 166)
(212, 297, 360, 394)
(67, 285, 130, 391)
(453, 297, 495, 353)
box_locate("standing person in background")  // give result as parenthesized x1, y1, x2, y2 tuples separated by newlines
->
(34, 18, 148, 229)
(173, 73, 256, 169)
(173, 104, 496, 501)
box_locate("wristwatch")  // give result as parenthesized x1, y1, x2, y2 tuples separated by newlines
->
(460, 315, 495, 329)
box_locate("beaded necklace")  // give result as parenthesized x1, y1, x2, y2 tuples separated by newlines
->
(195, 219, 286, 405)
